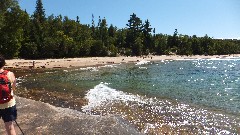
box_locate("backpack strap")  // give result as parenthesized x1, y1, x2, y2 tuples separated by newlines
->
(0, 70, 9, 75)
(0, 70, 9, 83)
(3, 70, 11, 86)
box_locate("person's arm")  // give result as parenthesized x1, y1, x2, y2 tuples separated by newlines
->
(7, 71, 16, 91)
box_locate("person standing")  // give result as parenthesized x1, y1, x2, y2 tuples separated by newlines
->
(0, 55, 17, 135)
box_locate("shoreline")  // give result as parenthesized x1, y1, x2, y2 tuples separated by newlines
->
(5, 54, 240, 69)
(3, 55, 240, 134)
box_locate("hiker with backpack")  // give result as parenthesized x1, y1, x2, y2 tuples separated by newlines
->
(0, 55, 17, 135)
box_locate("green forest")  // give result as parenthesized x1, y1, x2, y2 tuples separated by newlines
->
(1, 0, 240, 59)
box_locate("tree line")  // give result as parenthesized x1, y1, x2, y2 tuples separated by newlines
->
(0, 0, 240, 59)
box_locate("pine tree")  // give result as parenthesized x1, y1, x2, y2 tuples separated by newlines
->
(76, 16, 80, 23)
(142, 19, 153, 54)
(31, 0, 46, 58)
(33, 0, 45, 23)
(91, 14, 95, 38)
(126, 13, 143, 56)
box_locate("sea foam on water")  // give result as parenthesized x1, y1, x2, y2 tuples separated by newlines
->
(82, 82, 240, 134)
(81, 82, 146, 112)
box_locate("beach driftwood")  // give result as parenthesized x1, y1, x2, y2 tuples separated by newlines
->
(0, 96, 143, 135)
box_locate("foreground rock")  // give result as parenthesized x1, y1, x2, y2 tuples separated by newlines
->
(0, 97, 143, 135)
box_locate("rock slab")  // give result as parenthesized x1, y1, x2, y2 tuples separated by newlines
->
(0, 97, 143, 135)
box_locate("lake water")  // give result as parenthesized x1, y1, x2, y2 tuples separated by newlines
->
(17, 57, 240, 134)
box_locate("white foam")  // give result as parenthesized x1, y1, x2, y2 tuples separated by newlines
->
(100, 64, 119, 68)
(79, 67, 99, 71)
(81, 84, 239, 134)
(81, 83, 146, 112)
(16, 77, 24, 86)
(177, 57, 240, 61)
(139, 67, 148, 69)
(135, 60, 150, 65)
(217, 130, 230, 135)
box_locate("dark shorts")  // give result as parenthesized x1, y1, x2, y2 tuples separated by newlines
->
(0, 105, 17, 122)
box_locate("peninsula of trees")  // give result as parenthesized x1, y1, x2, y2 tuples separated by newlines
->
(0, 0, 239, 59)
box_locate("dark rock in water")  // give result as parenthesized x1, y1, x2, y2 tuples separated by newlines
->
(0, 96, 143, 135)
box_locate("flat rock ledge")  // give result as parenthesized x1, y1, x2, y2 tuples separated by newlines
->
(0, 96, 143, 135)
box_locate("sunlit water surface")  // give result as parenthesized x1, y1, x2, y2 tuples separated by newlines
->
(17, 57, 240, 134)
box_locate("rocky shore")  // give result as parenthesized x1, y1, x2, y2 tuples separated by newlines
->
(2, 55, 240, 134)
(0, 96, 143, 135)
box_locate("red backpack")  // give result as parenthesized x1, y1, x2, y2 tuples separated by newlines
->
(0, 70, 13, 104)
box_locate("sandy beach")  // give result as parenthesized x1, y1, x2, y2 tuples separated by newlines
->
(5, 54, 240, 69)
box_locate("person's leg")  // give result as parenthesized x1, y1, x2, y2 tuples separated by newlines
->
(2, 105, 17, 135)
(4, 121, 16, 135)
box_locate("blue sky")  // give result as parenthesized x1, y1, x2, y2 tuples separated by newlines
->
(18, 0, 240, 39)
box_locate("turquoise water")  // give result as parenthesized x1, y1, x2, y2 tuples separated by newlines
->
(18, 58, 240, 134)
(100, 60, 240, 114)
